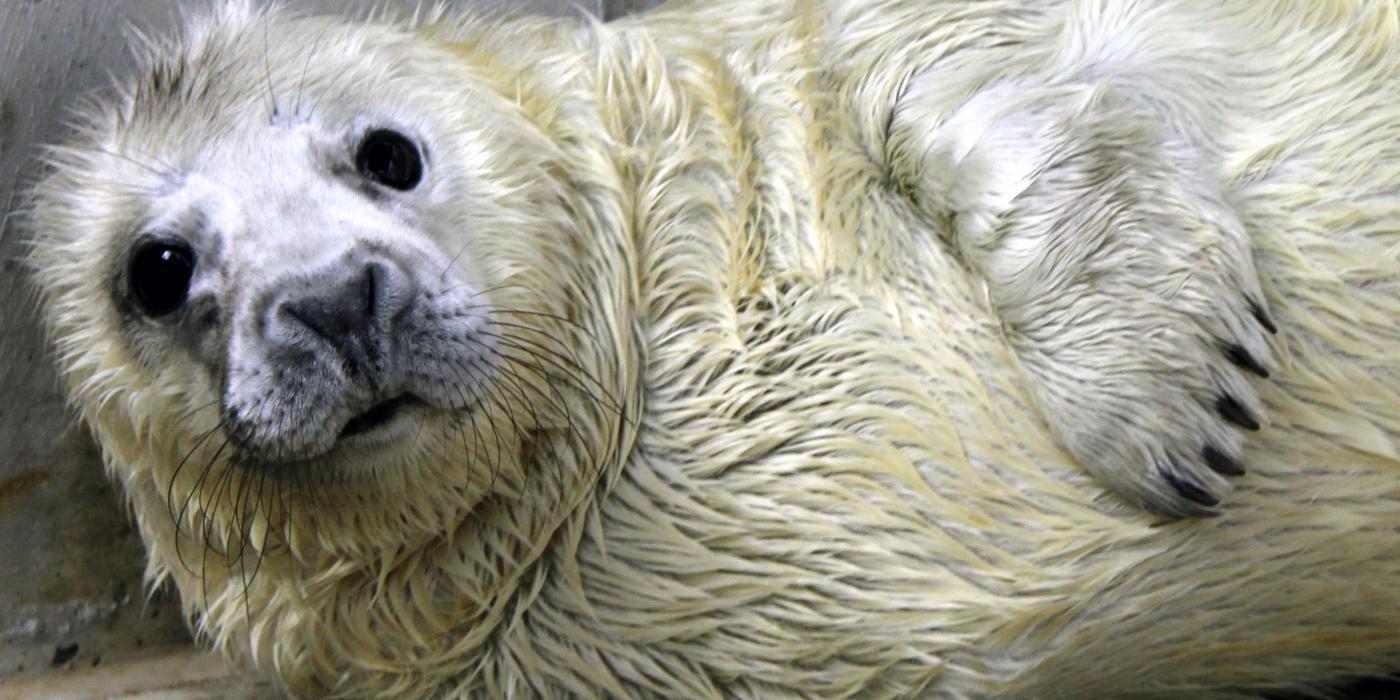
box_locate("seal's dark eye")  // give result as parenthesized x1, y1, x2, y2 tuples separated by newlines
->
(355, 129, 422, 191)
(128, 240, 195, 318)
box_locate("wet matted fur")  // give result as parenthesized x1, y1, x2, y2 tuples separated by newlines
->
(24, 0, 1400, 697)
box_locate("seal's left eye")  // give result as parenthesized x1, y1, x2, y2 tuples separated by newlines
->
(356, 129, 423, 191)
(129, 240, 196, 318)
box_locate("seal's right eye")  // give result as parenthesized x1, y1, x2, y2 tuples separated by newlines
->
(128, 240, 196, 318)
(355, 129, 423, 191)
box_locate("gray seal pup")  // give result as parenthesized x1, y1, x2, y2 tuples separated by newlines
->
(25, 0, 1400, 697)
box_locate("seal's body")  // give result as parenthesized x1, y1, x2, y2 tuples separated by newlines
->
(26, 0, 1400, 697)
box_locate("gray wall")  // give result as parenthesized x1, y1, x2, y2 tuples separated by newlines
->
(0, 0, 659, 681)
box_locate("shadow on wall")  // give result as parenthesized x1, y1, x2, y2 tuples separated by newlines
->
(0, 0, 657, 686)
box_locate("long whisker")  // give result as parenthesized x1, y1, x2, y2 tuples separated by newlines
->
(167, 421, 224, 531)
(173, 381, 269, 575)
(457, 360, 529, 495)
(196, 432, 246, 615)
(238, 454, 272, 634)
(292, 21, 334, 120)
(261, 13, 280, 123)
(483, 329, 625, 416)
(166, 371, 264, 550)
(49, 144, 173, 181)
(472, 354, 571, 494)
(439, 239, 476, 282)
(174, 431, 233, 575)
(456, 383, 490, 493)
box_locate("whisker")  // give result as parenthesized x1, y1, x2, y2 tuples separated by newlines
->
(292, 22, 334, 120)
(196, 435, 245, 615)
(459, 362, 531, 495)
(174, 432, 233, 576)
(261, 14, 280, 123)
(438, 239, 476, 282)
(51, 144, 172, 181)
(475, 356, 572, 494)
(458, 386, 490, 494)
(166, 422, 224, 532)
(239, 456, 272, 634)
(483, 330, 626, 417)
(174, 381, 269, 576)
(482, 343, 601, 492)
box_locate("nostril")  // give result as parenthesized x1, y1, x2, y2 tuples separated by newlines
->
(278, 264, 379, 348)
(282, 292, 362, 345)
(268, 256, 415, 377)
(363, 263, 379, 322)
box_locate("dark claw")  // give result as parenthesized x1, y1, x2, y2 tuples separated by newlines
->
(1217, 395, 1261, 431)
(1247, 297, 1278, 335)
(1202, 444, 1246, 476)
(1224, 343, 1271, 378)
(1159, 463, 1221, 507)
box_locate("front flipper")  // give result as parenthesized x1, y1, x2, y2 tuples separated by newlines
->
(898, 81, 1276, 516)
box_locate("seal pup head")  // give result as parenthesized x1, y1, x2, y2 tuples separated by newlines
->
(24, 2, 631, 665)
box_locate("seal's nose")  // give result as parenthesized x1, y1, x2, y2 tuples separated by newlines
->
(273, 256, 413, 377)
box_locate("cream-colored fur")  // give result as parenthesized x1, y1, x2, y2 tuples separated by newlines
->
(25, 0, 1400, 697)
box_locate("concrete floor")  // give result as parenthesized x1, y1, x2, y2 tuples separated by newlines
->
(0, 647, 272, 700)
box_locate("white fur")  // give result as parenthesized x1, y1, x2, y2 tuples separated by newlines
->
(24, 0, 1400, 697)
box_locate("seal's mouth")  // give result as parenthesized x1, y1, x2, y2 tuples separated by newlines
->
(340, 395, 417, 438)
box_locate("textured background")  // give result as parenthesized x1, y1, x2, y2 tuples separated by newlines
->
(0, 0, 659, 686)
